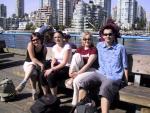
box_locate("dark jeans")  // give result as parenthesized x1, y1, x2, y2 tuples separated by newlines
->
(40, 66, 69, 88)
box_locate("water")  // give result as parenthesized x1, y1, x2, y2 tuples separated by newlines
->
(1, 32, 150, 55)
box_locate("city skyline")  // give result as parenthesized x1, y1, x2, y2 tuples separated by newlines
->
(0, 0, 150, 17)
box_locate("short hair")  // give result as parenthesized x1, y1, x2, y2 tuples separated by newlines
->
(63, 33, 71, 39)
(54, 31, 65, 38)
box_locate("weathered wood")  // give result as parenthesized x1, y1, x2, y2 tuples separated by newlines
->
(141, 108, 150, 113)
(134, 74, 141, 86)
(128, 54, 150, 75)
(119, 85, 150, 107)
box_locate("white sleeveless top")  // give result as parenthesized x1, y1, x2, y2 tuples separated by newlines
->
(52, 44, 72, 66)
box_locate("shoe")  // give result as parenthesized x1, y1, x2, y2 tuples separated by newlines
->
(65, 78, 73, 89)
(15, 82, 26, 92)
(32, 90, 38, 100)
(0, 97, 5, 102)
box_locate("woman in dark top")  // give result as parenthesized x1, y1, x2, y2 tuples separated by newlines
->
(15, 32, 47, 100)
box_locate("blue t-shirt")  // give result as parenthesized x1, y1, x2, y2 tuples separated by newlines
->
(96, 42, 128, 80)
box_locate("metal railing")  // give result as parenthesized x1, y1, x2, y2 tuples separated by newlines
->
(0, 32, 150, 55)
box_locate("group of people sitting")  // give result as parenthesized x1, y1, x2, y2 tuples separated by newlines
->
(15, 23, 128, 113)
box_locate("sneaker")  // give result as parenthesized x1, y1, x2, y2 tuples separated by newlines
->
(65, 78, 73, 89)
(32, 90, 38, 100)
(15, 82, 26, 92)
(0, 97, 5, 102)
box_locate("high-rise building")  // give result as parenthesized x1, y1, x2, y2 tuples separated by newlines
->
(16, 0, 24, 18)
(146, 12, 150, 32)
(40, 0, 58, 25)
(72, 1, 105, 31)
(0, 4, 7, 17)
(58, 0, 74, 26)
(71, 1, 86, 32)
(35, 6, 53, 26)
(93, 0, 111, 17)
(112, 6, 117, 21)
(116, 0, 137, 29)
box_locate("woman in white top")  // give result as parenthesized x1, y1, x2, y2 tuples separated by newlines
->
(40, 31, 72, 96)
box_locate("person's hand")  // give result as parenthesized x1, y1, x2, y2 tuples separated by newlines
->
(51, 58, 57, 67)
(69, 72, 78, 78)
(39, 64, 45, 72)
(44, 68, 53, 78)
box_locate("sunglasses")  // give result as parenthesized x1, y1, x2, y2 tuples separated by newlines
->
(54, 36, 61, 39)
(32, 38, 40, 42)
(103, 33, 114, 36)
(83, 38, 91, 41)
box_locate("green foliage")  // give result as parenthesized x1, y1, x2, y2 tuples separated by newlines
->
(25, 23, 36, 30)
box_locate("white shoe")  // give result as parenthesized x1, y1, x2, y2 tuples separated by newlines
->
(32, 90, 38, 100)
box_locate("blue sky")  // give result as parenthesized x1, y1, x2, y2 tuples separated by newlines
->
(0, 0, 150, 17)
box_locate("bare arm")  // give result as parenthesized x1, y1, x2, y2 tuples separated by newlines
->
(124, 68, 129, 85)
(44, 49, 72, 77)
(69, 54, 97, 78)
(78, 54, 97, 74)
(27, 42, 44, 70)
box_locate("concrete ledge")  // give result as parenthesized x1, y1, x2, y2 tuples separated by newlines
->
(4, 48, 26, 55)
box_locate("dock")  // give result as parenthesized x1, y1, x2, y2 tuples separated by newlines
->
(0, 52, 135, 113)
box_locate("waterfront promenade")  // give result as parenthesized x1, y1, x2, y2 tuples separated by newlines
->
(0, 52, 135, 113)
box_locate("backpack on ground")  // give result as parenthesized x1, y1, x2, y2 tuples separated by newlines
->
(30, 94, 60, 113)
(0, 78, 16, 102)
(70, 96, 99, 113)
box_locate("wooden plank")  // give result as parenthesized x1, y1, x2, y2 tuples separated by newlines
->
(128, 54, 150, 75)
(141, 108, 150, 113)
(119, 85, 150, 107)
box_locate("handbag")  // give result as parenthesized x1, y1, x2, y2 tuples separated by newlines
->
(0, 78, 16, 101)
(30, 94, 60, 113)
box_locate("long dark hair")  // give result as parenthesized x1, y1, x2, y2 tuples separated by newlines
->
(31, 32, 43, 44)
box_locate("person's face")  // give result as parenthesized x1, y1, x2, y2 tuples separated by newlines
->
(82, 35, 92, 47)
(53, 32, 63, 44)
(102, 29, 115, 45)
(31, 36, 41, 46)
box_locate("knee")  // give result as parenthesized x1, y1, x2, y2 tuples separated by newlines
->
(73, 53, 81, 58)
(26, 64, 35, 71)
(79, 88, 87, 100)
(73, 77, 80, 86)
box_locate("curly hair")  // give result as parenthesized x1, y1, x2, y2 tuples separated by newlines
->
(99, 23, 120, 43)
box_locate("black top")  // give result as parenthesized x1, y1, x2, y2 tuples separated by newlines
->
(25, 45, 45, 62)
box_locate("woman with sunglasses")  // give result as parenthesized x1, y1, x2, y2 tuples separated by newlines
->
(15, 32, 47, 100)
(67, 32, 98, 106)
(40, 31, 72, 96)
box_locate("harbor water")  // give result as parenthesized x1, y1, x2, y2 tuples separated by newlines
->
(0, 32, 150, 55)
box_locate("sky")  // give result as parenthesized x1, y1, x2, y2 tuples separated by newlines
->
(0, 0, 150, 17)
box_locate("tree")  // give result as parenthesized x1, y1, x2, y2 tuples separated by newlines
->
(25, 23, 36, 30)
